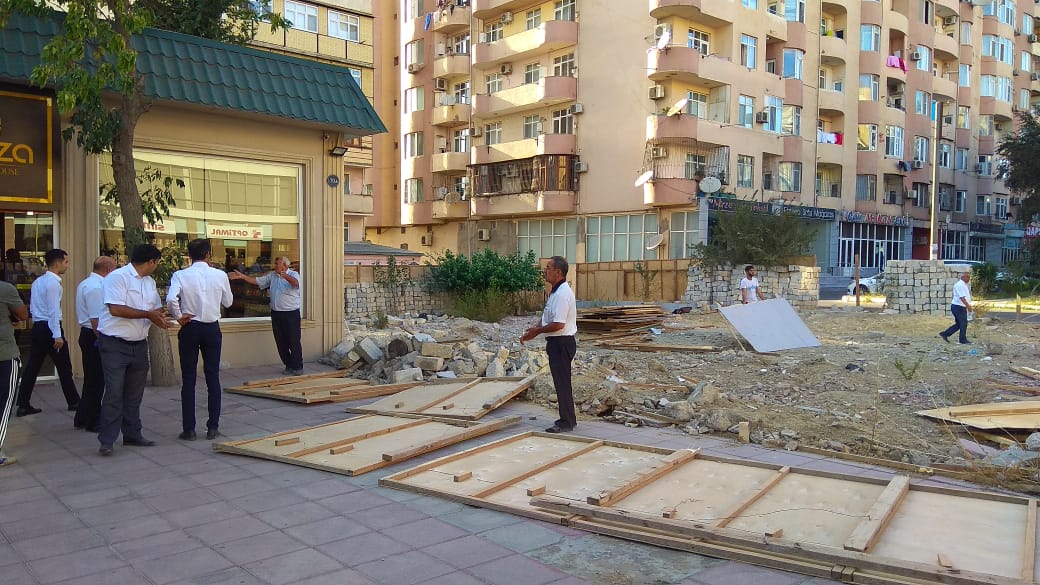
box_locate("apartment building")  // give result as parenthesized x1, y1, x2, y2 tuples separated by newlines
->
(369, 0, 1034, 277)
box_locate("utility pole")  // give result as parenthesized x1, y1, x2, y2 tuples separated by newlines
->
(928, 101, 945, 261)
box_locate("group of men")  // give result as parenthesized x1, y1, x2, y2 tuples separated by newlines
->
(0, 241, 303, 463)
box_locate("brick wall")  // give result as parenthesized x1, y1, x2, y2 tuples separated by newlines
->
(681, 265, 820, 309)
(883, 260, 971, 314)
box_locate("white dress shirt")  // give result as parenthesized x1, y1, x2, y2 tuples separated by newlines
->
(541, 281, 577, 337)
(98, 264, 161, 341)
(166, 261, 233, 323)
(76, 272, 105, 329)
(951, 279, 972, 307)
(256, 269, 302, 311)
(30, 270, 63, 338)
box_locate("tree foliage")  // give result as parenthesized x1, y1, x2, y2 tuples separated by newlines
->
(138, 0, 288, 45)
(426, 249, 543, 295)
(996, 112, 1040, 274)
(690, 202, 816, 267)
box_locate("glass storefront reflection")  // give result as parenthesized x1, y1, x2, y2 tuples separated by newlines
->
(0, 211, 55, 372)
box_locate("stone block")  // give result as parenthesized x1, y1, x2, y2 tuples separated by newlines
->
(485, 359, 507, 378)
(414, 356, 445, 371)
(390, 367, 423, 383)
(420, 342, 454, 359)
(356, 337, 384, 364)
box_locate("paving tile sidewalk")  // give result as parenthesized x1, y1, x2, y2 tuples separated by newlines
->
(0, 363, 980, 585)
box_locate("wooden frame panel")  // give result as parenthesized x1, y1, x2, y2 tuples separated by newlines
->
(345, 375, 537, 420)
(225, 378, 422, 404)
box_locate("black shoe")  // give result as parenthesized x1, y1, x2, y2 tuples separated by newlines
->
(178, 430, 197, 441)
(290, 369, 305, 376)
(122, 437, 156, 447)
(545, 425, 574, 433)
(939, 333, 950, 343)
(206, 429, 222, 440)
(280, 368, 293, 375)
(99, 445, 113, 456)
(15, 405, 41, 417)
(67, 403, 79, 412)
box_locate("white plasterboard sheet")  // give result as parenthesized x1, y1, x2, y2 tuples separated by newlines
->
(718, 298, 819, 352)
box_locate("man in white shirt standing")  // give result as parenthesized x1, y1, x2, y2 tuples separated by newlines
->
(739, 265, 765, 304)
(940, 271, 973, 345)
(16, 248, 80, 417)
(167, 239, 233, 441)
(229, 257, 303, 375)
(521, 256, 578, 433)
(97, 244, 169, 456)
(73, 256, 116, 432)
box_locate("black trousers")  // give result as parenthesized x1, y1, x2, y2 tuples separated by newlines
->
(545, 335, 577, 429)
(941, 304, 970, 343)
(74, 327, 104, 428)
(97, 334, 149, 447)
(17, 321, 79, 408)
(178, 321, 223, 432)
(271, 309, 302, 370)
(0, 358, 19, 452)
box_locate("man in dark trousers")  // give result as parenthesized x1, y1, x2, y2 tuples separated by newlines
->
(97, 244, 169, 456)
(73, 256, 116, 431)
(520, 256, 578, 433)
(167, 239, 233, 441)
(0, 279, 28, 465)
(229, 257, 303, 375)
(16, 248, 79, 416)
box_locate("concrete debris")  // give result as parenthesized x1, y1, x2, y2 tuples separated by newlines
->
(1026, 432, 1040, 452)
(356, 337, 384, 364)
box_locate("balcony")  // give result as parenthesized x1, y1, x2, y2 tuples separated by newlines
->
(431, 199, 470, 220)
(431, 103, 471, 127)
(473, 20, 578, 69)
(886, 10, 908, 34)
(433, 54, 470, 79)
(643, 178, 698, 207)
(472, 190, 576, 217)
(472, 133, 576, 165)
(820, 34, 846, 64)
(343, 193, 373, 215)
(933, 31, 958, 61)
(402, 201, 435, 225)
(648, 48, 734, 86)
(431, 151, 469, 173)
(932, 75, 957, 102)
(648, 0, 738, 24)
(646, 114, 728, 146)
(817, 143, 845, 165)
(818, 89, 846, 114)
(473, 0, 542, 19)
(431, 6, 471, 34)
(472, 76, 577, 118)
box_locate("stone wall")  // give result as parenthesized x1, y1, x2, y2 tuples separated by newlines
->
(344, 282, 445, 318)
(884, 260, 971, 314)
(681, 265, 820, 309)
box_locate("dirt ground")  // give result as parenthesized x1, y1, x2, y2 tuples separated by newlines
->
(494, 306, 1040, 492)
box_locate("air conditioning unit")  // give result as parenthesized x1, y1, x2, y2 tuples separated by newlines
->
(911, 160, 924, 169)
(434, 186, 448, 199)
(571, 103, 584, 114)
(1032, 34, 1040, 42)
(500, 63, 512, 75)
(755, 111, 769, 124)
(942, 114, 953, 125)
(500, 11, 513, 23)
(476, 228, 491, 241)
(420, 234, 434, 246)
(436, 43, 447, 56)
(653, 23, 671, 41)
(574, 161, 589, 173)
(651, 146, 667, 158)
(407, 63, 423, 74)
(942, 16, 958, 26)
(910, 51, 921, 61)
(436, 136, 448, 150)
(1011, 196, 1023, 205)
(434, 78, 447, 91)
(1032, 72, 1040, 81)
(648, 85, 665, 100)
(906, 190, 918, 200)
(469, 126, 482, 137)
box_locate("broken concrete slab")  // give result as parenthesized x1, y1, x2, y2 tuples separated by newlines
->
(421, 342, 455, 359)
(356, 337, 384, 364)
(390, 367, 423, 383)
(414, 356, 445, 372)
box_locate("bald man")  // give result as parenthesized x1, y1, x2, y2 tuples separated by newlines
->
(73, 256, 117, 431)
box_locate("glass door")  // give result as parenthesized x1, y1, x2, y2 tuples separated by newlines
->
(0, 211, 56, 375)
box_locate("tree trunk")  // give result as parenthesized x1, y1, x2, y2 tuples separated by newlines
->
(147, 324, 177, 386)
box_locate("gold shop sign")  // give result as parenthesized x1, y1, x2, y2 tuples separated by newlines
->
(0, 90, 54, 204)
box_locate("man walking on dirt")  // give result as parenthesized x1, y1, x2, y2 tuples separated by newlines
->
(521, 256, 577, 433)
(939, 271, 973, 345)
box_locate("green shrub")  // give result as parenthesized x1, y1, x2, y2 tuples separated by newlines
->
(426, 249, 544, 319)
(970, 262, 998, 296)
(451, 289, 513, 322)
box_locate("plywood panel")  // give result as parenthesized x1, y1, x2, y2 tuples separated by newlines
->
(346, 376, 536, 420)
(718, 298, 820, 352)
(225, 379, 417, 404)
(346, 381, 477, 412)
(916, 400, 1040, 430)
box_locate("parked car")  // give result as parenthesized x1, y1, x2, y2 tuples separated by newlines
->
(940, 259, 984, 269)
(847, 272, 884, 295)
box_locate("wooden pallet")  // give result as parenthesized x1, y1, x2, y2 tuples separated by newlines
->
(577, 304, 667, 332)
(917, 400, 1040, 430)
(213, 413, 520, 476)
(344, 375, 538, 420)
(381, 432, 1039, 585)
(224, 377, 421, 404)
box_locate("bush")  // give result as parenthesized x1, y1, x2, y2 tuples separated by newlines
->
(426, 249, 544, 318)
(690, 202, 815, 267)
(970, 262, 998, 296)
(450, 289, 513, 322)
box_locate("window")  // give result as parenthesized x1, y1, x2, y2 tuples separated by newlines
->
(956, 148, 969, 170)
(452, 128, 469, 153)
(859, 74, 879, 101)
(969, 237, 986, 261)
(525, 8, 541, 30)
(978, 114, 993, 136)
(1020, 89, 1031, 110)
(552, 107, 574, 134)
(959, 22, 971, 44)
(778, 162, 801, 192)
(740, 35, 757, 68)
(955, 190, 966, 212)
(913, 136, 929, 163)
(765, 96, 782, 133)
(977, 154, 992, 175)
(919, 0, 933, 24)
(524, 63, 542, 84)
(404, 178, 423, 204)
(404, 0, 423, 22)
(941, 230, 965, 260)
(781, 105, 800, 135)
(995, 196, 1008, 220)
(914, 46, 930, 71)
(586, 214, 660, 262)
(1024, 14, 1035, 36)
(485, 21, 503, 41)
(857, 124, 878, 151)
(856, 174, 877, 201)
(347, 68, 362, 89)
(1022, 51, 1032, 73)
(957, 106, 970, 129)
(939, 141, 952, 168)
(782, 49, 804, 79)
(914, 91, 931, 115)
(743, 0, 758, 7)
(910, 182, 929, 207)
(838, 222, 904, 270)
(518, 218, 577, 262)
(860, 24, 880, 51)
(485, 122, 502, 145)
(405, 40, 425, 67)
(452, 33, 470, 55)
(688, 29, 711, 55)
(984, 0, 1015, 26)
(453, 81, 469, 104)
(737, 155, 754, 188)
(958, 64, 970, 87)
(684, 154, 706, 180)
(553, 0, 575, 21)
(669, 211, 700, 259)
(404, 132, 424, 158)
(785, 0, 805, 22)
(485, 73, 502, 93)
(686, 91, 708, 117)
(552, 53, 575, 77)
(284, 1, 317, 32)
(976, 195, 991, 215)
(884, 125, 904, 158)
(738, 95, 755, 128)
(523, 115, 541, 139)
(403, 87, 424, 113)
(982, 36, 1013, 64)
(328, 10, 360, 41)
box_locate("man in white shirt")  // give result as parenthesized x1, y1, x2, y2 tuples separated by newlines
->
(167, 239, 233, 441)
(230, 257, 303, 375)
(939, 271, 973, 344)
(521, 256, 578, 433)
(16, 248, 80, 417)
(97, 244, 169, 456)
(739, 265, 765, 304)
(73, 256, 116, 432)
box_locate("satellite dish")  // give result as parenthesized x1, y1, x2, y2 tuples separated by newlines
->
(634, 170, 654, 187)
(699, 176, 722, 193)
(666, 98, 689, 117)
(646, 234, 665, 250)
(656, 30, 671, 50)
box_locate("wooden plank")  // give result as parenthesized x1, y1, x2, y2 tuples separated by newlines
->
(1010, 366, 1040, 381)
(470, 440, 607, 499)
(285, 418, 433, 458)
(917, 400, 1040, 430)
(381, 416, 521, 462)
(588, 449, 698, 507)
(1023, 499, 1037, 582)
(597, 343, 721, 352)
(329, 444, 354, 454)
(273, 437, 300, 446)
(796, 445, 974, 481)
(844, 476, 912, 552)
(382, 432, 556, 482)
(453, 472, 472, 482)
(236, 369, 350, 388)
(714, 466, 790, 528)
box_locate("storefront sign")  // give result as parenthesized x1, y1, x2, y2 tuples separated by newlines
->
(706, 197, 836, 221)
(0, 90, 55, 204)
(841, 210, 910, 227)
(1025, 225, 1039, 238)
(206, 224, 271, 241)
(108, 215, 176, 233)
(968, 222, 1004, 235)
